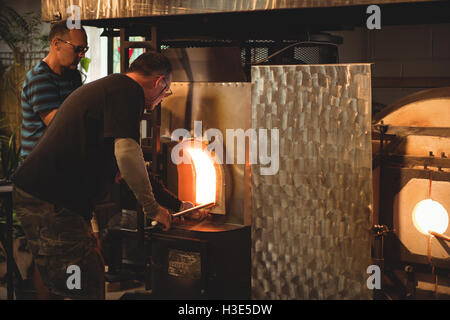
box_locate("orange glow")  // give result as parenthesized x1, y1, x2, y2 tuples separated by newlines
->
(185, 147, 216, 205)
(412, 199, 449, 235)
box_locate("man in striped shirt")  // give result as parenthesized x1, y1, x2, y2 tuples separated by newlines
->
(18, 20, 88, 299)
(21, 21, 88, 158)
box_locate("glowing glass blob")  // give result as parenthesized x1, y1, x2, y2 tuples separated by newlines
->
(412, 199, 449, 235)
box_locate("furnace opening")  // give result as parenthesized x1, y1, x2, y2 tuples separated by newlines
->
(184, 146, 216, 205)
(175, 139, 227, 215)
(412, 199, 449, 235)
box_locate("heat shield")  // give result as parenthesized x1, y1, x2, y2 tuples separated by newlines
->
(251, 64, 373, 299)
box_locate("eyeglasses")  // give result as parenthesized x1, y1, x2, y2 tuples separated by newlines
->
(57, 38, 89, 54)
(164, 87, 173, 98)
(161, 77, 173, 98)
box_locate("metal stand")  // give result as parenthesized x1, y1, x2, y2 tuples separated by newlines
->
(105, 27, 162, 295)
(404, 265, 416, 299)
(0, 183, 16, 299)
(372, 224, 390, 300)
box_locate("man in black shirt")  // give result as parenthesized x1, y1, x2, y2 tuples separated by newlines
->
(12, 51, 174, 299)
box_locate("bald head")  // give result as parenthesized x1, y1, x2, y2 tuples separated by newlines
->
(47, 21, 88, 72)
(49, 20, 87, 43)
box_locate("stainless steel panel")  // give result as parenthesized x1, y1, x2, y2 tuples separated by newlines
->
(41, 0, 439, 21)
(162, 47, 246, 82)
(161, 82, 252, 225)
(251, 64, 373, 299)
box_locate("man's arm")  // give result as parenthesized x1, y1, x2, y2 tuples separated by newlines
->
(26, 72, 64, 127)
(148, 173, 182, 212)
(114, 137, 171, 230)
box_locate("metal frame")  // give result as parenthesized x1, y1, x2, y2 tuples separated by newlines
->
(104, 26, 163, 287)
(0, 184, 16, 300)
(48, 2, 450, 33)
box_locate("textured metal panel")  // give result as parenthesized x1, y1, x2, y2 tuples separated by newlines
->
(251, 64, 373, 299)
(41, 0, 440, 21)
(161, 82, 252, 225)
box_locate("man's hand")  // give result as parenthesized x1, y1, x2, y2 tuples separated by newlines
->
(179, 201, 210, 221)
(153, 206, 172, 231)
(179, 201, 195, 211)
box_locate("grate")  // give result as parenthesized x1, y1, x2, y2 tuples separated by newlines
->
(161, 36, 340, 79)
(239, 41, 338, 66)
(162, 39, 338, 65)
(294, 46, 320, 64)
(251, 47, 269, 64)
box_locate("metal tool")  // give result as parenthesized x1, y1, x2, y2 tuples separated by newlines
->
(145, 202, 215, 231)
(172, 202, 215, 217)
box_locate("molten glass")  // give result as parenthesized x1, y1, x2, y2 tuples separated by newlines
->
(412, 199, 449, 235)
(185, 147, 216, 205)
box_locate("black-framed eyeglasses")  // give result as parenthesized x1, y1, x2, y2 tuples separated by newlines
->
(161, 77, 173, 97)
(57, 38, 89, 54)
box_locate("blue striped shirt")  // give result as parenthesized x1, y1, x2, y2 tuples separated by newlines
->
(21, 61, 82, 158)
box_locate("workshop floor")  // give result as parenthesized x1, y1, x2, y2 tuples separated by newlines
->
(0, 278, 150, 300)
(0, 271, 151, 300)
(0, 237, 151, 300)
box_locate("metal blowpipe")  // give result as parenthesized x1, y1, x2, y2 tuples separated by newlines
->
(145, 202, 216, 230)
(429, 231, 450, 242)
(172, 202, 215, 217)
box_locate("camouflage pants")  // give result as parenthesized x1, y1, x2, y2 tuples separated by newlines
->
(13, 186, 105, 299)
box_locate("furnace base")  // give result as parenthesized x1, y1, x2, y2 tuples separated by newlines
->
(146, 219, 251, 299)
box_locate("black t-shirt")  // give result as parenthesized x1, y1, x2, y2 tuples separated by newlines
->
(12, 73, 145, 219)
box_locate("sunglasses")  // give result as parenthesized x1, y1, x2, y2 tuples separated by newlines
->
(57, 38, 89, 54)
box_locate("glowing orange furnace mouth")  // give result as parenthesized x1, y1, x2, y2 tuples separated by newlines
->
(183, 146, 217, 205)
